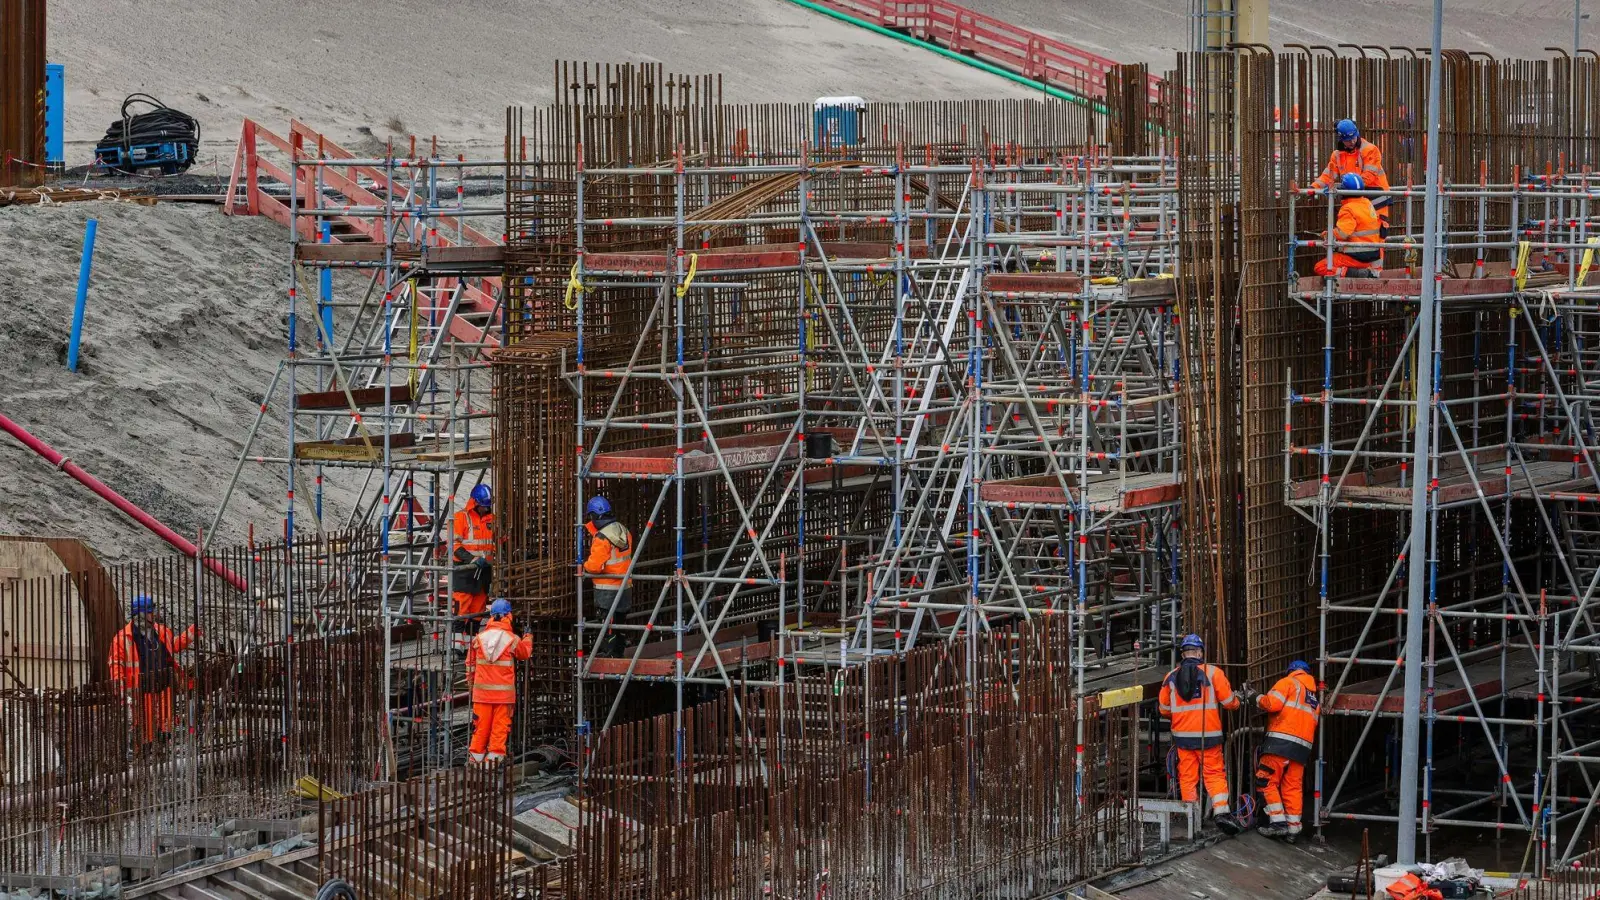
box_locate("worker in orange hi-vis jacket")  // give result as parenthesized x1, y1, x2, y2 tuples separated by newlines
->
(465, 599, 533, 766)
(1311, 119, 1393, 234)
(1240, 660, 1320, 841)
(1313, 174, 1385, 279)
(451, 484, 495, 619)
(1158, 633, 1245, 834)
(583, 495, 634, 657)
(107, 594, 197, 745)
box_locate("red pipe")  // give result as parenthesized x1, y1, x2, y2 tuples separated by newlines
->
(0, 413, 249, 592)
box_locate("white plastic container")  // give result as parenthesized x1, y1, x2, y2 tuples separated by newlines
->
(1372, 866, 1413, 894)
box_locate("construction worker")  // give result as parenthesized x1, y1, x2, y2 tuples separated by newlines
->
(1312, 119, 1392, 233)
(450, 484, 495, 640)
(1158, 634, 1243, 833)
(1313, 173, 1384, 278)
(583, 495, 633, 656)
(464, 598, 532, 766)
(1241, 660, 1320, 840)
(107, 595, 197, 745)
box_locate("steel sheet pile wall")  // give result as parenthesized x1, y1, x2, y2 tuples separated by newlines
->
(0, 0, 45, 188)
(0, 535, 387, 879)
(576, 616, 1139, 899)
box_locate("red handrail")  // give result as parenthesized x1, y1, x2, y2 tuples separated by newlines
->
(813, 0, 1163, 104)
(0, 413, 249, 592)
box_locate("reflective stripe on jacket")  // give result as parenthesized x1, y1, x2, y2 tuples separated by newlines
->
(584, 520, 634, 589)
(466, 618, 531, 705)
(1330, 198, 1384, 264)
(1158, 662, 1238, 749)
(1312, 139, 1392, 220)
(1259, 669, 1320, 764)
(453, 507, 494, 557)
(107, 622, 194, 690)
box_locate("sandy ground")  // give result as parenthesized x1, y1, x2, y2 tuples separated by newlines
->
(964, 0, 1587, 72)
(0, 200, 361, 562)
(45, 0, 1036, 166)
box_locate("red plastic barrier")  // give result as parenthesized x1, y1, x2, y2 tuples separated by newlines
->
(0, 413, 249, 592)
(814, 0, 1163, 103)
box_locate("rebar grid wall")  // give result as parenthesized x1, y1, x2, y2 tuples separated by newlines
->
(317, 767, 515, 899)
(576, 617, 1140, 899)
(0, 0, 45, 188)
(0, 536, 387, 879)
(1169, 53, 1245, 662)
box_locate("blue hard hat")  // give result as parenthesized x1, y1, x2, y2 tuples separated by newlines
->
(1180, 634, 1205, 651)
(586, 496, 612, 518)
(471, 484, 492, 507)
(1289, 660, 1313, 674)
(131, 594, 155, 615)
(1340, 173, 1365, 193)
(489, 598, 512, 617)
(1336, 119, 1360, 143)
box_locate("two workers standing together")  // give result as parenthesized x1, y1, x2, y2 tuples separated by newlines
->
(1159, 634, 1321, 840)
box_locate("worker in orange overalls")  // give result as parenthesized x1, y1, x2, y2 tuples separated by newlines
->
(450, 484, 495, 648)
(1312, 119, 1392, 234)
(1242, 660, 1320, 841)
(1159, 634, 1243, 833)
(465, 598, 532, 766)
(107, 594, 197, 746)
(1313, 174, 1384, 278)
(583, 495, 634, 657)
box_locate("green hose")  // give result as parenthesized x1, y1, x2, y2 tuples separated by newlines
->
(781, 0, 1111, 116)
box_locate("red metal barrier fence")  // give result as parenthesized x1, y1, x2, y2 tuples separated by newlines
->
(811, 0, 1163, 103)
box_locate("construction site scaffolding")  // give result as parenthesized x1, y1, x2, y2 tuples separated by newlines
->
(565, 146, 1184, 807)
(1285, 177, 1600, 869)
(219, 135, 509, 777)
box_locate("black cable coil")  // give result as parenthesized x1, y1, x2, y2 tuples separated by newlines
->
(94, 93, 201, 175)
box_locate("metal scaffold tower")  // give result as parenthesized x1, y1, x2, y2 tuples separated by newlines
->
(1285, 177, 1600, 868)
(218, 128, 511, 775)
(564, 144, 1184, 803)
(972, 153, 1182, 790)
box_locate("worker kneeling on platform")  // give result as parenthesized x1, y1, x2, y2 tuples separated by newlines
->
(108, 594, 197, 746)
(465, 599, 533, 766)
(583, 495, 634, 657)
(1314, 173, 1384, 279)
(1159, 634, 1245, 834)
(1241, 660, 1320, 841)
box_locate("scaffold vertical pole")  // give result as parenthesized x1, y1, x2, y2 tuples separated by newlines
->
(1398, 0, 1445, 865)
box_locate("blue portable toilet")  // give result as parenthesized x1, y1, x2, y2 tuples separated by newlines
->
(813, 96, 865, 149)
(44, 64, 63, 171)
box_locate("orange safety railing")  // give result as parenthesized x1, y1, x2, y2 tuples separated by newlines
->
(813, 0, 1163, 104)
(224, 118, 501, 350)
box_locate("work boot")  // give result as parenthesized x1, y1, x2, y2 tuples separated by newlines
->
(1214, 813, 1245, 835)
(1257, 822, 1291, 839)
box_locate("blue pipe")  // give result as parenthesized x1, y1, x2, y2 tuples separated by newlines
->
(67, 218, 97, 373)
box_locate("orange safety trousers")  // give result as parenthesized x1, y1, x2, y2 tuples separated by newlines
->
(1313, 254, 1379, 277)
(1256, 753, 1307, 833)
(453, 590, 487, 617)
(469, 703, 514, 763)
(1176, 746, 1231, 815)
(132, 688, 176, 744)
